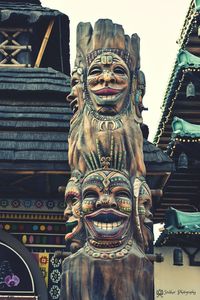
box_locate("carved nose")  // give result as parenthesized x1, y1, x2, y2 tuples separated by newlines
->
(96, 195, 117, 209)
(64, 207, 72, 220)
(99, 71, 116, 85)
(67, 88, 77, 103)
(67, 88, 78, 113)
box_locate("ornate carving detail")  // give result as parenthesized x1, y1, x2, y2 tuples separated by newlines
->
(61, 19, 153, 300)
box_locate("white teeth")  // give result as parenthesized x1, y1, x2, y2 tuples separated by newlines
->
(102, 223, 107, 229)
(93, 221, 123, 230)
(99, 95, 116, 100)
(107, 224, 112, 230)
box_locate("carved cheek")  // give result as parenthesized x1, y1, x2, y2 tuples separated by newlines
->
(82, 199, 96, 214)
(117, 198, 132, 214)
(87, 76, 99, 88)
(72, 202, 81, 218)
(115, 78, 129, 92)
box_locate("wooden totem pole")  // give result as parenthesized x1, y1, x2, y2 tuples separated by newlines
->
(60, 19, 153, 300)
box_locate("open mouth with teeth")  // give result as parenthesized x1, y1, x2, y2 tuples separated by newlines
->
(84, 208, 129, 240)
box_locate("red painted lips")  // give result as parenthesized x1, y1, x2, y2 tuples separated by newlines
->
(93, 88, 121, 95)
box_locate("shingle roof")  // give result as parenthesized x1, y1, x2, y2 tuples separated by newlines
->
(0, 1, 64, 23)
(0, 68, 70, 93)
(0, 67, 71, 171)
(143, 139, 174, 172)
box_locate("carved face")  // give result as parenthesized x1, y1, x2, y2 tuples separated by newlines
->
(64, 177, 82, 242)
(67, 68, 85, 123)
(82, 170, 133, 243)
(87, 53, 130, 115)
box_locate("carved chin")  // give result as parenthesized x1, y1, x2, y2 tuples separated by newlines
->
(90, 92, 127, 114)
(84, 208, 129, 240)
(93, 93, 122, 104)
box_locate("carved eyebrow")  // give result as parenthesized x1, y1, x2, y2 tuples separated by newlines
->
(82, 179, 104, 190)
(83, 188, 99, 197)
(110, 184, 131, 191)
(93, 57, 101, 63)
(112, 57, 121, 62)
(109, 180, 131, 190)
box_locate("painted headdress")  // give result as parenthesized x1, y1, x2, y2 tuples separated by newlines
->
(70, 19, 146, 122)
(74, 19, 140, 74)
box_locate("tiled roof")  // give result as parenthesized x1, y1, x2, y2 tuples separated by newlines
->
(155, 207, 200, 247)
(154, 50, 200, 149)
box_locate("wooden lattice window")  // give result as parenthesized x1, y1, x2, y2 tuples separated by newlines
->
(0, 28, 32, 68)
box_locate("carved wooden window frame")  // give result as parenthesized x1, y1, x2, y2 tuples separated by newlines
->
(0, 27, 32, 68)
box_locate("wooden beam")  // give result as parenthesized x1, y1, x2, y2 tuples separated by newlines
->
(0, 45, 32, 50)
(175, 96, 200, 102)
(161, 203, 197, 209)
(164, 191, 197, 196)
(146, 172, 170, 176)
(0, 170, 70, 174)
(0, 64, 31, 67)
(162, 197, 190, 202)
(151, 189, 163, 197)
(187, 36, 200, 43)
(34, 18, 55, 68)
(173, 110, 200, 115)
(0, 28, 33, 33)
(166, 184, 198, 189)
(186, 47, 200, 54)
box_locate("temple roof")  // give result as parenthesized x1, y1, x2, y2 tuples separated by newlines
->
(172, 116, 200, 138)
(178, 0, 200, 49)
(143, 139, 174, 172)
(0, 1, 62, 23)
(152, 1, 200, 222)
(0, 0, 41, 4)
(0, 92, 71, 171)
(155, 207, 200, 247)
(0, 68, 70, 93)
(154, 49, 200, 149)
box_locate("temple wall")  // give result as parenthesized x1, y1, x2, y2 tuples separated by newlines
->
(154, 247, 200, 299)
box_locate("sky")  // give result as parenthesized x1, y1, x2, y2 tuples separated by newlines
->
(41, 0, 191, 141)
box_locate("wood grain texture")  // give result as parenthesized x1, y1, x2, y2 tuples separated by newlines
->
(60, 244, 153, 300)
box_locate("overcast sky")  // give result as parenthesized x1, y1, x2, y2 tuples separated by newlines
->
(41, 0, 191, 141)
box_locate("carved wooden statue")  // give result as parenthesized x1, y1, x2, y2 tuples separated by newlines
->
(60, 19, 153, 300)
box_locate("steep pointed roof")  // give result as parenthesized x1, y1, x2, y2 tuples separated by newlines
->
(154, 49, 200, 149)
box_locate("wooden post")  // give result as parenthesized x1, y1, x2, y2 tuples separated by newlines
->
(34, 18, 55, 68)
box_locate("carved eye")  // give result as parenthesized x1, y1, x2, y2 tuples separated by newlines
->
(115, 191, 130, 198)
(113, 66, 127, 75)
(71, 197, 79, 204)
(65, 194, 79, 205)
(83, 190, 98, 199)
(88, 66, 102, 76)
(71, 78, 79, 87)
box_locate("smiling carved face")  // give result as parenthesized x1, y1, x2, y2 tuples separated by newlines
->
(87, 53, 130, 115)
(82, 170, 133, 246)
